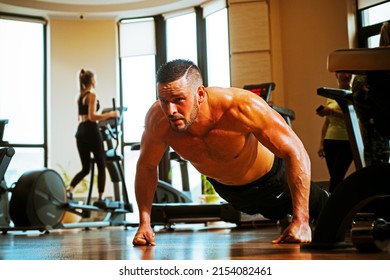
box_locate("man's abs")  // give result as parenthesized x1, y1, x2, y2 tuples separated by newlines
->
(187, 143, 275, 186)
(167, 130, 275, 185)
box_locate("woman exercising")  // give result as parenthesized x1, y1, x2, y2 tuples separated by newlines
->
(67, 69, 118, 206)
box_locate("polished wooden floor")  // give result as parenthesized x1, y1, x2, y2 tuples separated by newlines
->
(1, 221, 389, 260)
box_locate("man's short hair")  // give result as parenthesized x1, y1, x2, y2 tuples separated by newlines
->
(156, 59, 203, 85)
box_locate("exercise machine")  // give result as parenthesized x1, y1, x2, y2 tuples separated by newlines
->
(57, 100, 133, 229)
(245, 82, 296, 125)
(244, 82, 275, 103)
(302, 47, 390, 252)
(0, 147, 15, 228)
(0, 99, 134, 234)
(1, 146, 62, 232)
(1, 122, 59, 232)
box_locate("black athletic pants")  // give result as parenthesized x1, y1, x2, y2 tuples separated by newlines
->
(207, 157, 328, 221)
(70, 121, 106, 193)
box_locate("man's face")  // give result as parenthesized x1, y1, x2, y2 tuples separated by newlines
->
(157, 76, 199, 132)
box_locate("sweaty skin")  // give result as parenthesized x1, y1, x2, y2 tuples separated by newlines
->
(132, 76, 311, 246)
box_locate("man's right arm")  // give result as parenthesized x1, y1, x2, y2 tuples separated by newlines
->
(132, 161, 159, 246)
(133, 105, 169, 246)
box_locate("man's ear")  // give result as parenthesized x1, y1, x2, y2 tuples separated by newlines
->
(197, 85, 207, 103)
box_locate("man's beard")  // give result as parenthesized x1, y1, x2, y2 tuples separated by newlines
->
(170, 103, 199, 132)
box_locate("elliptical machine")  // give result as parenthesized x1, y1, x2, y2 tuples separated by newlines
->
(0, 99, 133, 234)
(58, 99, 133, 229)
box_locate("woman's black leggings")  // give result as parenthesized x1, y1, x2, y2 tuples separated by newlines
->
(70, 121, 106, 194)
(323, 139, 353, 193)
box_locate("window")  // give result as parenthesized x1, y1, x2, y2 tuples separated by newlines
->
(0, 15, 46, 184)
(205, 7, 230, 87)
(121, 55, 156, 143)
(119, 18, 157, 143)
(166, 11, 198, 62)
(357, 0, 390, 47)
(361, 1, 390, 26)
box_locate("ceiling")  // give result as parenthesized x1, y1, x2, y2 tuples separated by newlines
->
(0, 0, 208, 20)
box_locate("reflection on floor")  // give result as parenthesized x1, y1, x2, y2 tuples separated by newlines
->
(0, 222, 389, 260)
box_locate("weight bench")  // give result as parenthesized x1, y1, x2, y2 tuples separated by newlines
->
(303, 47, 390, 251)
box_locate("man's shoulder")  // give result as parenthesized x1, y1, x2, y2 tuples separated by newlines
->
(145, 102, 169, 132)
(208, 86, 265, 112)
(208, 87, 244, 106)
(146, 101, 162, 116)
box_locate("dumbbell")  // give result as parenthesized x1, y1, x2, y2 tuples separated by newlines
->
(351, 214, 390, 252)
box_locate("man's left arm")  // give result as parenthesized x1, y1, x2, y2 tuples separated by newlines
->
(239, 93, 312, 243)
(272, 142, 312, 243)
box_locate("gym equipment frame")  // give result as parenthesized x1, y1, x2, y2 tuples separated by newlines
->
(303, 47, 390, 252)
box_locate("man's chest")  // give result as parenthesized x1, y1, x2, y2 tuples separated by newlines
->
(167, 129, 251, 163)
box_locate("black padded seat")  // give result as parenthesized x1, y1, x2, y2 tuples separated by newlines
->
(327, 47, 390, 74)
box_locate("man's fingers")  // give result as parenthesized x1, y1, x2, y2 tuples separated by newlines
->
(271, 233, 284, 244)
(133, 236, 147, 246)
(272, 232, 310, 244)
(133, 233, 156, 246)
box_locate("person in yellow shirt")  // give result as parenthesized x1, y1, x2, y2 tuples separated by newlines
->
(317, 72, 353, 193)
